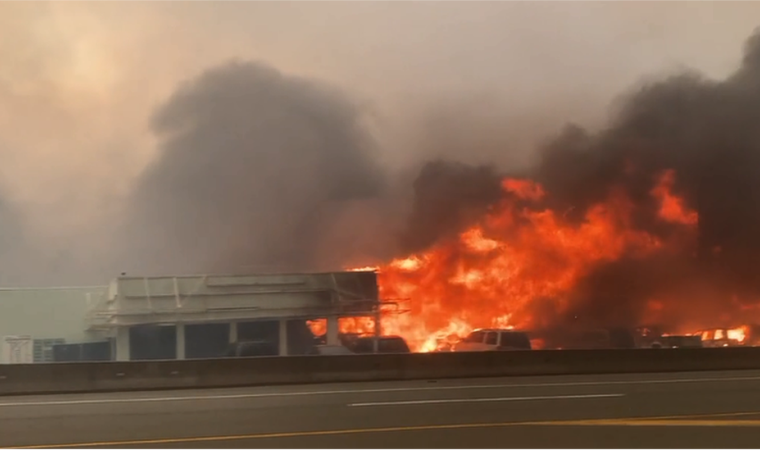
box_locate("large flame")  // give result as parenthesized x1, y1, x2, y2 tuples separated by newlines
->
(312, 170, 704, 352)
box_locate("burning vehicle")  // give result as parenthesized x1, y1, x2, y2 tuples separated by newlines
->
(646, 335, 703, 349)
(696, 325, 760, 347)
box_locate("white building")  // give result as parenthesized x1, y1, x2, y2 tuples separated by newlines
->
(0, 271, 381, 362)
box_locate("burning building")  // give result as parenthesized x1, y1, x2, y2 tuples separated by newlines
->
(314, 28, 760, 352)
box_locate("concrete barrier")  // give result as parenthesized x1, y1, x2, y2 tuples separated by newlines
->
(2, 347, 760, 396)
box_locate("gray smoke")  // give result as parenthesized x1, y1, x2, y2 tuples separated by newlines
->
(118, 61, 390, 275)
(400, 160, 504, 253)
(10, 23, 760, 325)
(0, 194, 31, 286)
(536, 28, 760, 322)
(401, 27, 760, 332)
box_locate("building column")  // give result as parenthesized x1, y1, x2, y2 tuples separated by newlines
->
(229, 322, 238, 343)
(326, 316, 340, 346)
(115, 326, 130, 362)
(373, 310, 381, 354)
(176, 323, 186, 360)
(278, 319, 288, 356)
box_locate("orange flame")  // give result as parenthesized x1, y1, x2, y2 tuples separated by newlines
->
(651, 169, 698, 225)
(727, 325, 749, 343)
(502, 178, 545, 201)
(320, 172, 701, 352)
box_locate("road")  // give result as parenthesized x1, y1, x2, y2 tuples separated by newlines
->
(4, 370, 760, 448)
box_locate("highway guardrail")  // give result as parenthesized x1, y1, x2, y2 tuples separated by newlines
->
(1, 347, 759, 396)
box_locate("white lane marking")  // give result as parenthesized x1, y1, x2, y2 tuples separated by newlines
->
(0, 375, 758, 407)
(350, 393, 625, 407)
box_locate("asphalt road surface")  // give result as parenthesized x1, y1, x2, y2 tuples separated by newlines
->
(5, 370, 760, 448)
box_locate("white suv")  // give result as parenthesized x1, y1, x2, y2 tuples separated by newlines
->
(453, 329, 532, 352)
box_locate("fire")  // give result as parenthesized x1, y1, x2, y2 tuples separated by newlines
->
(651, 169, 698, 226)
(501, 178, 545, 201)
(313, 170, 702, 352)
(350, 266, 380, 272)
(727, 325, 749, 343)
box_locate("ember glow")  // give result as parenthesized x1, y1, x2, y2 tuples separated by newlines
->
(312, 170, 706, 352)
(651, 170, 699, 226)
(727, 325, 749, 343)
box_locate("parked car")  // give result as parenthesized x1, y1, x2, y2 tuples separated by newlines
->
(554, 327, 636, 350)
(453, 329, 532, 352)
(650, 335, 703, 349)
(313, 332, 362, 347)
(698, 328, 743, 347)
(309, 344, 355, 355)
(349, 336, 411, 354)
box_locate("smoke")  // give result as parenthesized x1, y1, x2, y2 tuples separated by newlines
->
(542, 28, 760, 314)
(400, 27, 760, 331)
(118, 61, 391, 275)
(0, 190, 32, 286)
(0, 2, 752, 290)
(399, 160, 504, 253)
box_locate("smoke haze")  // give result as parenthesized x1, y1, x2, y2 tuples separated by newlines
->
(2, 2, 760, 286)
(120, 61, 390, 275)
(395, 27, 760, 333)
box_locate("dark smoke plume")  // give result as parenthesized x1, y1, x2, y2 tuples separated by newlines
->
(400, 160, 504, 253)
(540, 28, 760, 329)
(403, 27, 760, 332)
(119, 61, 390, 275)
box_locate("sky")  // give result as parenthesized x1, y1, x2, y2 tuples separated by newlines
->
(1, 1, 759, 286)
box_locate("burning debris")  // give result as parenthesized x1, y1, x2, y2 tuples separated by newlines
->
(317, 28, 760, 352)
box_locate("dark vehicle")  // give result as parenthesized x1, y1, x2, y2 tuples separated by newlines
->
(634, 325, 665, 348)
(558, 327, 636, 350)
(313, 332, 361, 347)
(350, 336, 410, 354)
(224, 340, 278, 357)
(308, 345, 355, 355)
(53, 341, 111, 362)
(313, 333, 410, 354)
(608, 327, 637, 349)
(498, 330, 533, 350)
(651, 335, 703, 349)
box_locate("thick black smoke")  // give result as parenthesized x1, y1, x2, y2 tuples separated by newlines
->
(541, 28, 760, 329)
(399, 160, 504, 253)
(119, 61, 391, 275)
(403, 28, 760, 332)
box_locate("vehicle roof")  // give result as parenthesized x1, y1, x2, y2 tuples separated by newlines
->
(355, 335, 406, 341)
(314, 345, 354, 354)
(471, 328, 528, 333)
